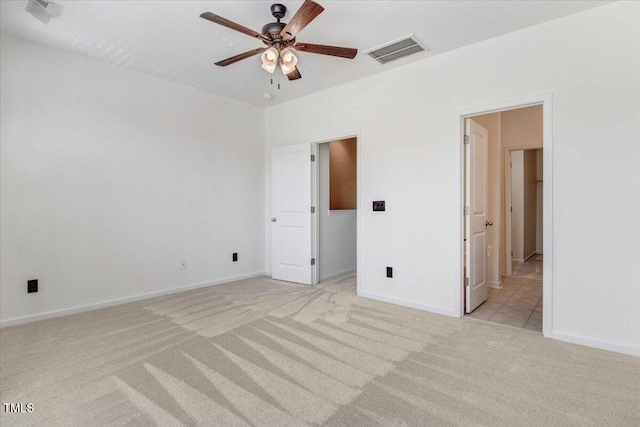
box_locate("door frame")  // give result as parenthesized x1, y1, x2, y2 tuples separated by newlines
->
(504, 146, 542, 276)
(311, 131, 362, 290)
(454, 93, 553, 337)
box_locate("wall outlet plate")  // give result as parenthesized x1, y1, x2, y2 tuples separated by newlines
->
(373, 201, 385, 211)
(28, 279, 38, 293)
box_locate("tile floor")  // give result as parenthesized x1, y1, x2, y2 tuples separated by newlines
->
(467, 257, 543, 331)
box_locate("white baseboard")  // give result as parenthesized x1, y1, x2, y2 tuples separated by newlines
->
(0, 271, 265, 328)
(488, 281, 502, 289)
(320, 268, 356, 282)
(552, 330, 639, 357)
(523, 251, 537, 262)
(358, 291, 456, 318)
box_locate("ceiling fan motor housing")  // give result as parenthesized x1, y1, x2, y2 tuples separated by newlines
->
(270, 4, 287, 20)
(262, 21, 286, 37)
(263, 3, 288, 40)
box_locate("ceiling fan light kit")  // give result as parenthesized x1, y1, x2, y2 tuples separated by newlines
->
(279, 48, 298, 74)
(261, 47, 279, 73)
(200, 0, 357, 83)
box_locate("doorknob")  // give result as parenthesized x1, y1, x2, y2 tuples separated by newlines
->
(271, 217, 277, 222)
(485, 221, 493, 227)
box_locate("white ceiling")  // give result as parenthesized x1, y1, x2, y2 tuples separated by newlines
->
(1, 0, 611, 107)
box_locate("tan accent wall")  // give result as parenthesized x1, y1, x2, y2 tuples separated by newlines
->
(329, 138, 357, 210)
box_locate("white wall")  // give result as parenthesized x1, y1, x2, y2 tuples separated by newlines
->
(510, 151, 525, 261)
(0, 35, 265, 324)
(318, 143, 357, 281)
(265, 2, 640, 353)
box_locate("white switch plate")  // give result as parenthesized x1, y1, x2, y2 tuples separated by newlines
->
(180, 260, 187, 270)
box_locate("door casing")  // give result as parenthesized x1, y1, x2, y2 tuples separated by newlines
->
(454, 93, 553, 337)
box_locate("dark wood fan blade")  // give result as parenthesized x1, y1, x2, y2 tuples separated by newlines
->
(287, 67, 302, 81)
(200, 12, 269, 41)
(215, 48, 267, 67)
(280, 0, 324, 41)
(293, 43, 357, 59)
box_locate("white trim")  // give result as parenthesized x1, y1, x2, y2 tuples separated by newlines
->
(359, 291, 456, 318)
(311, 132, 361, 289)
(454, 92, 553, 339)
(320, 268, 357, 282)
(328, 209, 356, 216)
(552, 330, 640, 358)
(0, 271, 265, 328)
(488, 281, 502, 289)
(523, 251, 537, 263)
(504, 145, 542, 276)
(512, 250, 537, 264)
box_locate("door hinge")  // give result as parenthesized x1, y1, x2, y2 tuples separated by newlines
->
(464, 206, 469, 215)
(310, 154, 315, 161)
(311, 206, 315, 214)
(464, 277, 469, 287)
(464, 135, 470, 145)
(311, 258, 315, 265)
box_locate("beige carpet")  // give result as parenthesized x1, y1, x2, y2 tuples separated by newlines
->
(1, 275, 638, 426)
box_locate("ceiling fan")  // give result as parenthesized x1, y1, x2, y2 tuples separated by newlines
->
(200, 0, 357, 81)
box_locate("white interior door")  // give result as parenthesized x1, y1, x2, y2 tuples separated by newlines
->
(271, 143, 312, 285)
(465, 119, 489, 312)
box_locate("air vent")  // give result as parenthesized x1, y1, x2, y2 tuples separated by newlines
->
(366, 35, 428, 65)
(25, 0, 56, 25)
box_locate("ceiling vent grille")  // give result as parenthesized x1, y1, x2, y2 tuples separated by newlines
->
(25, 0, 56, 25)
(366, 35, 428, 65)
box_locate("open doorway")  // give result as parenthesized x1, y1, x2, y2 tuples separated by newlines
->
(270, 135, 360, 288)
(461, 103, 548, 333)
(506, 147, 543, 279)
(313, 137, 357, 286)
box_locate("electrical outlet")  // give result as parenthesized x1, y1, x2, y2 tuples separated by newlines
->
(373, 201, 386, 211)
(180, 260, 187, 270)
(232, 253, 238, 262)
(28, 279, 38, 293)
(386, 267, 393, 278)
